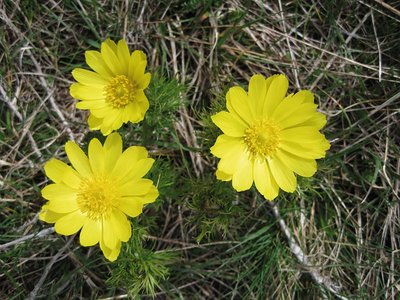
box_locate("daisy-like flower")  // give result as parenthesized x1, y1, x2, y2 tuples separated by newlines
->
(70, 38, 151, 135)
(39, 133, 158, 261)
(210, 74, 330, 200)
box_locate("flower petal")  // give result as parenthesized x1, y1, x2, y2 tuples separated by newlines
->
(88, 138, 105, 174)
(54, 210, 85, 236)
(268, 156, 296, 193)
(110, 209, 131, 242)
(80, 218, 102, 246)
(210, 134, 242, 158)
(88, 113, 102, 130)
(263, 74, 288, 117)
(211, 111, 247, 137)
(118, 196, 143, 217)
(101, 41, 123, 75)
(275, 150, 317, 177)
(103, 132, 122, 172)
(253, 159, 279, 200)
(102, 217, 118, 249)
(216, 141, 246, 175)
(117, 39, 130, 74)
(100, 238, 121, 262)
(111, 146, 149, 180)
(65, 141, 92, 178)
(72, 68, 109, 87)
(44, 159, 69, 183)
(118, 179, 153, 196)
(70, 83, 105, 101)
(226, 86, 254, 124)
(248, 74, 267, 118)
(232, 153, 253, 191)
(39, 204, 66, 223)
(84, 50, 113, 78)
(216, 169, 232, 181)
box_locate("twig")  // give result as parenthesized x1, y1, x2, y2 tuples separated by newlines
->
(27, 236, 74, 300)
(370, 10, 382, 82)
(0, 227, 54, 251)
(268, 201, 348, 300)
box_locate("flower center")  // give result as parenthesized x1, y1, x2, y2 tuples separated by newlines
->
(104, 75, 137, 108)
(244, 119, 281, 158)
(77, 176, 117, 220)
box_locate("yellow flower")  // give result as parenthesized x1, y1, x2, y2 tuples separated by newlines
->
(39, 132, 158, 261)
(210, 74, 330, 200)
(70, 38, 151, 135)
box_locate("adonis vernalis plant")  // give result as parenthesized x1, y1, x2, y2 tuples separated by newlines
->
(70, 38, 151, 135)
(210, 74, 330, 200)
(39, 133, 158, 261)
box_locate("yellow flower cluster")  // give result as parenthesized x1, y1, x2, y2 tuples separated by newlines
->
(40, 39, 158, 261)
(40, 38, 330, 262)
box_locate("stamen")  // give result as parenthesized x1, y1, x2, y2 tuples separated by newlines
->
(77, 176, 117, 220)
(244, 119, 280, 159)
(104, 75, 137, 108)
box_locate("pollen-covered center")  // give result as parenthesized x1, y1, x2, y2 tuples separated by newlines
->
(104, 75, 137, 108)
(244, 119, 281, 158)
(77, 176, 117, 220)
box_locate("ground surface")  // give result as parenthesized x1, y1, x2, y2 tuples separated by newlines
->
(1, 0, 400, 299)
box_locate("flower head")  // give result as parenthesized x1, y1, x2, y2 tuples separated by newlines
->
(210, 74, 330, 200)
(70, 38, 151, 135)
(39, 133, 158, 261)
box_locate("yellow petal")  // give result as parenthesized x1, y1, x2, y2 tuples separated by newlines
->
(116, 158, 154, 185)
(110, 209, 131, 242)
(76, 100, 107, 110)
(217, 141, 246, 175)
(84, 50, 113, 78)
(102, 217, 118, 249)
(275, 150, 317, 177)
(122, 102, 140, 123)
(263, 74, 288, 117)
(116, 39, 130, 74)
(72, 68, 109, 87)
(111, 146, 148, 179)
(118, 179, 153, 196)
(99, 109, 122, 136)
(103, 132, 122, 172)
(232, 153, 253, 191)
(88, 138, 105, 174)
(101, 41, 123, 75)
(273, 99, 317, 130)
(104, 38, 118, 52)
(128, 50, 147, 79)
(80, 218, 101, 246)
(268, 156, 297, 193)
(253, 159, 279, 200)
(118, 196, 143, 217)
(299, 112, 327, 130)
(279, 141, 329, 160)
(39, 204, 66, 223)
(41, 183, 76, 201)
(141, 184, 159, 204)
(138, 73, 151, 89)
(248, 74, 267, 117)
(88, 114, 102, 130)
(100, 238, 121, 262)
(44, 159, 68, 183)
(70, 83, 105, 101)
(65, 141, 92, 178)
(211, 111, 247, 137)
(216, 169, 232, 181)
(226, 86, 253, 124)
(210, 134, 242, 158)
(54, 210, 85, 236)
